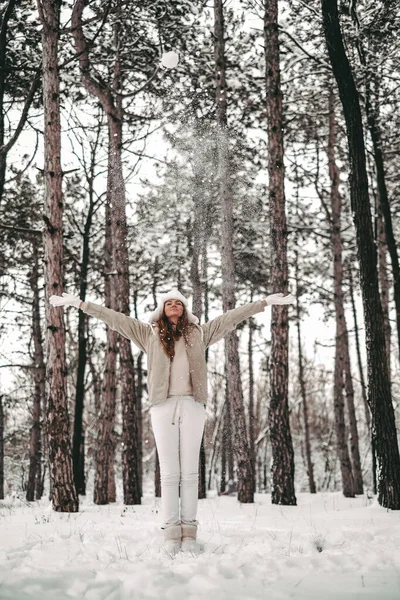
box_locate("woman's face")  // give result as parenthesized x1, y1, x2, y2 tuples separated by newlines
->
(164, 299, 184, 321)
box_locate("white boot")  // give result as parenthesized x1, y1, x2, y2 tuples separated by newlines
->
(163, 525, 181, 555)
(181, 523, 202, 554)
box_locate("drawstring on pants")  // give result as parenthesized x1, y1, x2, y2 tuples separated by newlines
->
(171, 396, 182, 425)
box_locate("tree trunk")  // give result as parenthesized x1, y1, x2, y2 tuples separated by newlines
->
(214, 0, 254, 503)
(328, 90, 363, 495)
(40, 0, 78, 512)
(109, 118, 140, 505)
(377, 200, 391, 381)
(248, 315, 257, 495)
(202, 234, 209, 363)
(189, 206, 207, 499)
(0, 0, 17, 202)
(134, 291, 143, 497)
(72, 155, 96, 495)
(0, 395, 4, 499)
(294, 243, 316, 494)
(347, 261, 371, 430)
(365, 85, 400, 360)
(220, 374, 234, 494)
(155, 448, 161, 498)
(322, 0, 400, 509)
(347, 260, 376, 492)
(333, 338, 355, 497)
(264, 0, 296, 505)
(94, 159, 118, 505)
(72, 0, 140, 505)
(27, 240, 46, 501)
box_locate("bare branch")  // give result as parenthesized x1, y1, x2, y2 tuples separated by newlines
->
(70, 0, 117, 118)
(0, 223, 42, 235)
(0, 68, 41, 156)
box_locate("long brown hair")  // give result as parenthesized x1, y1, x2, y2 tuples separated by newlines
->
(157, 305, 190, 359)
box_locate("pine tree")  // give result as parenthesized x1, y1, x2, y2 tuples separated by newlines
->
(38, 0, 78, 512)
(321, 0, 400, 509)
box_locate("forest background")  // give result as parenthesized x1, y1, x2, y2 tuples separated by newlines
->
(0, 0, 399, 509)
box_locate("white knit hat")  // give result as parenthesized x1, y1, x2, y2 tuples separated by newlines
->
(149, 289, 199, 324)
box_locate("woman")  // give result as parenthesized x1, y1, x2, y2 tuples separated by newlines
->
(50, 289, 295, 553)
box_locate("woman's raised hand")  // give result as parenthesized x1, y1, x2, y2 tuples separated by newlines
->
(49, 292, 82, 309)
(266, 293, 295, 306)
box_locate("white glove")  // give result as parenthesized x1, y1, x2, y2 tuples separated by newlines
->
(49, 292, 82, 309)
(266, 293, 295, 306)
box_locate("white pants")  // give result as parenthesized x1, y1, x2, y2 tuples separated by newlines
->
(150, 395, 206, 529)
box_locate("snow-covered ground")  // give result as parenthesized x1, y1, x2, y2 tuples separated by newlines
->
(1, 491, 399, 599)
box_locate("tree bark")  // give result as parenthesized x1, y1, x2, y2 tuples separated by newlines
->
(72, 0, 140, 505)
(134, 291, 143, 497)
(94, 160, 118, 505)
(248, 315, 257, 494)
(26, 240, 46, 501)
(189, 204, 207, 499)
(328, 90, 363, 495)
(364, 83, 400, 360)
(377, 200, 391, 381)
(0, 0, 17, 201)
(294, 242, 316, 494)
(347, 259, 376, 492)
(72, 131, 100, 495)
(264, 0, 296, 505)
(155, 448, 161, 498)
(39, 0, 78, 512)
(0, 395, 3, 499)
(322, 0, 400, 508)
(347, 260, 370, 430)
(214, 0, 254, 503)
(110, 118, 140, 505)
(333, 338, 354, 497)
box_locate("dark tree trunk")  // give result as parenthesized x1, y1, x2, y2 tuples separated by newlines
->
(202, 236, 209, 363)
(0, 0, 17, 201)
(155, 448, 161, 498)
(214, 0, 254, 503)
(377, 196, 391, 381)
(264, 0, 296, 505)
(88, 353, 101, 416)
(248, 316, 256, 495)
(220, 409, 227, 495)
(39, 0, 78, 512)
(72, 142, 97, 496)
(322, 0, 400, 508)
(27, 240, 46, 501)
(328, 91, 363, 495)
(134, 291, 143, 497)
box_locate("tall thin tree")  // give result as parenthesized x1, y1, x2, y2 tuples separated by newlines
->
(72, 0, 140, 505)
(264, 0, 296, 505)
(328, 90, 362, 495)
(214, 0, 254, 503)
(322, 0, 400, 509)
(26, 238, 46, 501)
(38, 0, 78, 512)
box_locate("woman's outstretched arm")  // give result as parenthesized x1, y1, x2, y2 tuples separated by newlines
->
(49, 293, 151, 352)
(201, 293, 295, 349)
